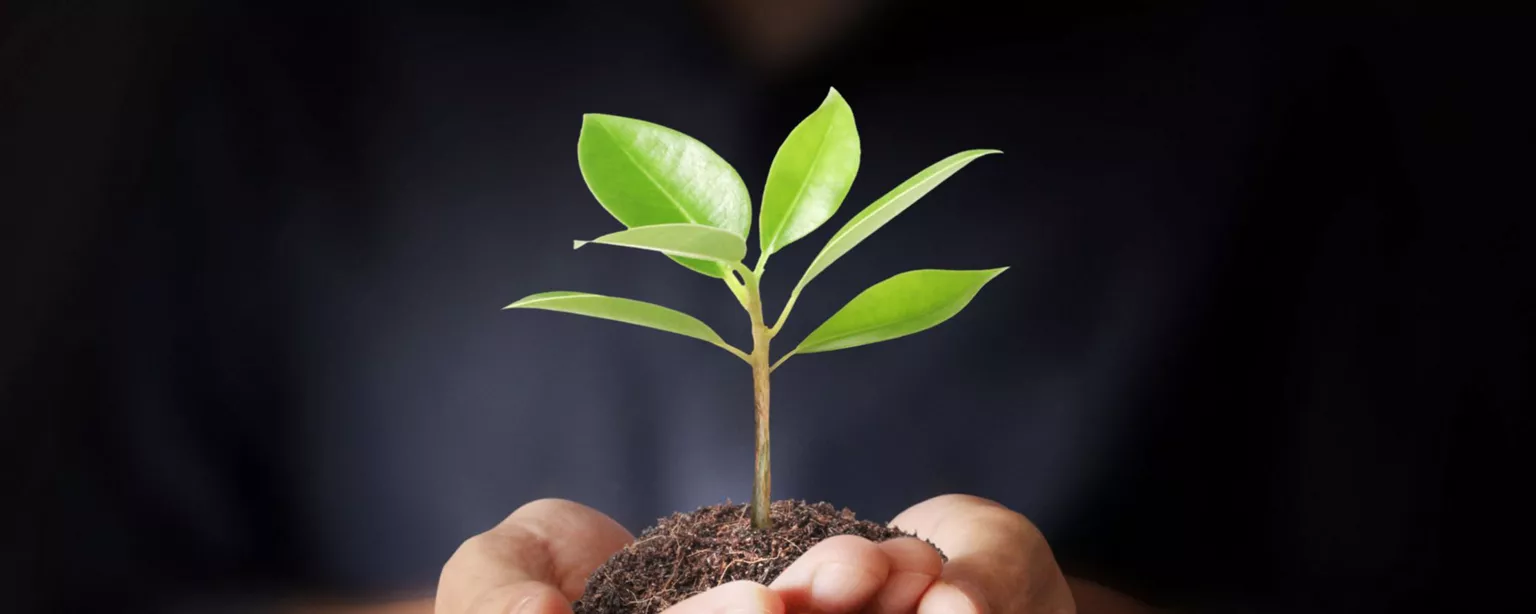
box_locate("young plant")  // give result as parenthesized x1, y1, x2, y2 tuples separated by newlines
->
(506, 89, 1003, 530)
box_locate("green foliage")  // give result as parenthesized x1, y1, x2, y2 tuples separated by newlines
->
(578, 114, 751, 278)
(504, 292, 745, 360)
(516, 88, 1006, 530)
(793, 268, 1007, 355)
(759, 88, 859, 259)
(515, 88, 1003, 368)
(575, 224, 747, 267)
(789, 149, 1000, 298)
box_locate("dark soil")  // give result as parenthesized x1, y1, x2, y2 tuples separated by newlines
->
(573, 500, 938, 614)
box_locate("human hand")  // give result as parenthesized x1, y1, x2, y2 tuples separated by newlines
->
(435, 498, 948, 614)
(890, 494, 1077, 614)
(436, 495, 1108, 614)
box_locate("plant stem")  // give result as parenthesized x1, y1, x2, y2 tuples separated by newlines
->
(769, 283, 803, 334)
(723, 270, 750, 309)
(770, 350, 795, 373)
(744, 272, 773, 530)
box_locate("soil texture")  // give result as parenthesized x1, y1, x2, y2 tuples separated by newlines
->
(573, 500, 936, 614)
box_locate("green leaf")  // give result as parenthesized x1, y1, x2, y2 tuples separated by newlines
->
(759, 88, 860, 257)
(792, 149, 999, 293)
(578, 114, 752, 278)
(505, 291, 746, 358)
(575, 224, 747, 267)
(793, 268, 1007, 354)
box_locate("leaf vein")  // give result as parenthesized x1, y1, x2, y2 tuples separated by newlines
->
(596, 119, 701, 225)
(767, 114, 836, 251)
(802, 303, 961, 351)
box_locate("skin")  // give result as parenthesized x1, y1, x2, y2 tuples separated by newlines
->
(430, 495, 1158, 614)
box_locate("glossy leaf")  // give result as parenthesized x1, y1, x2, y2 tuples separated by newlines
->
(578, 114, 752, 277)
(759, 88, 860, 257)
(504, 291, 743, 357)
(791, 149, 1000, 294)
(794, 268, 1007, 354)
(575, 224, 747, 266)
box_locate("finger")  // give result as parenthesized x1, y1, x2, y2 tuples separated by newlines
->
(915, 581, 981, 614)
(438, 499, 634, 614)
(866, 538, 944, 614)
(662, 580, 785, 614)
(892, 494, 1072, 614)
(466, 581, 571, 614)
(768, 534, 889, 614)
(494, 498, 636, 599)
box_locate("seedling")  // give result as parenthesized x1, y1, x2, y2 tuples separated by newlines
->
(506, 89, 1003, 530)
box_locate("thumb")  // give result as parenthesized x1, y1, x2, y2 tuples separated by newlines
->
(465, 581, 571, 614)
(662, 581, 785, 614)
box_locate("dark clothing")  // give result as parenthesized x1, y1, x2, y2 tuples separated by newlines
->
(3, 1, 1530, 612)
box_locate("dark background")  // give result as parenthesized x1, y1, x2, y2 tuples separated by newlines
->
(3, 1, 1531, 612)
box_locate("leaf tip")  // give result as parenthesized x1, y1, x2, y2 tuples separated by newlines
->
(573, 239, 588, 250)
(581, 113, 623, 129)
(823, 87, 855, 116)
(985, 266, 1010, 280)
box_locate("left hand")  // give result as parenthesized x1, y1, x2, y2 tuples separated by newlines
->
(890, 494, 1077, 614)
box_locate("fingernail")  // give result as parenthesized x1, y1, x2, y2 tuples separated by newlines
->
(512, 595, 538, 614)
(918, 581, 981, 614)
(810, 562, 876, 602)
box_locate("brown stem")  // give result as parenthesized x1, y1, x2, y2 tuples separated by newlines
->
(745, 273, 773, 529)
(750, 338, 771, 529)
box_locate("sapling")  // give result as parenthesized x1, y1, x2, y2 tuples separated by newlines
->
(506, 88, 1002, 531)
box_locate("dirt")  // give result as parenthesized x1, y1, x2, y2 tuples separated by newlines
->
(572, 500, 937, 614)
